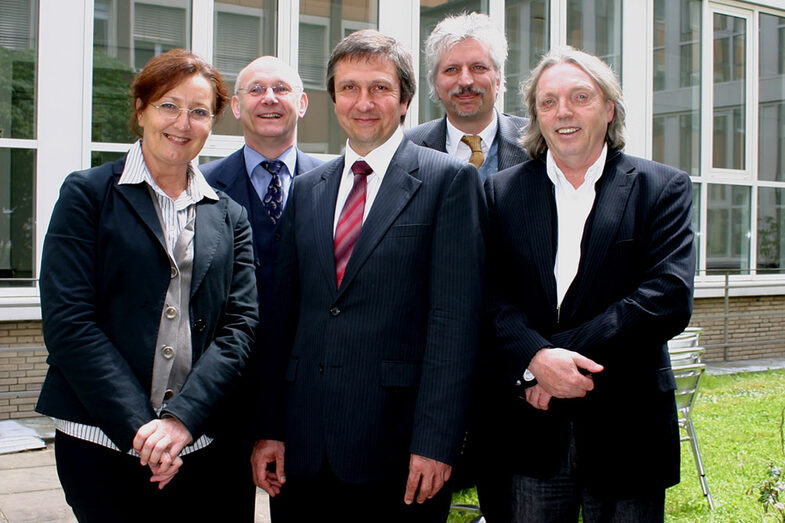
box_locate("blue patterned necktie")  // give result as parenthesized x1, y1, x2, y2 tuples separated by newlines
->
(260, 160, 284, 224)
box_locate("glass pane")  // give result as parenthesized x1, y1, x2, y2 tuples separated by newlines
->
(758, 13, 785, 182)
(417, 0, 485, 125)
(712, 12, 745, 170)
(0, 148, 35, 287)
(566, 0, 621, 77)
(92, 0, 192, 145)
(297, 0, 378, 155)
(652, 0, 700, 176)
(504, 0, 548, 116)
(212, 1, 277, 137)
(91, 150, 126, 167)
(692, 182, 701, 272)
(706, 184, 750, 273)
(0, 0, 38, 140)
(758, 187, 785, 273)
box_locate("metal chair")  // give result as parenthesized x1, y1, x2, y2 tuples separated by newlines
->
(668, 328, 703, 349)
(669, 345, 705, 366)
(672, 361, 715, 509)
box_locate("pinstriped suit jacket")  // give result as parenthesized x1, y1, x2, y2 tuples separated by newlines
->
(256, 138, 486, 483)
(478, 149, 695, 497)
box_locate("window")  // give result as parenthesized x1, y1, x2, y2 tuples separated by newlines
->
(566, 0, 622, 76)
(91, 0, 191, 152)
(504, 0, 549, 116)
(296, 0, 379, 155)
(0, 0, 37, 288)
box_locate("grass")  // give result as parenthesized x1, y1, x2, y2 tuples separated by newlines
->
(447, 369, 785, 522)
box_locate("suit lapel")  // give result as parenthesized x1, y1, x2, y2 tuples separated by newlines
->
(312, 158, 345, 294)
(566, 152, 636, 315)
(422, 118, 448, 153)
(337, 140, 422, 295)
(214, 151, 253, 211)
(497, 115, 522, 170)
(191, 197, 228, 297)
(114, 178, 167, 253)
(520, 162, 558, 309)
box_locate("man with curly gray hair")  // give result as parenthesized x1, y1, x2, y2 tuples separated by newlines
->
(477, 46, 695, 522)
(407, 12, 528, 180)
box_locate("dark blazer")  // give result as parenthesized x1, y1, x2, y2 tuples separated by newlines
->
(479, 149, 695, 497)
(256, 138, 485, 483)
(200, 147, 323, 441)
(405, 113, 530, 171)
(35, 157, 259, 452)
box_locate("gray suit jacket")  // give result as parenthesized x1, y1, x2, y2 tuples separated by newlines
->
(406, 113, 530, 172)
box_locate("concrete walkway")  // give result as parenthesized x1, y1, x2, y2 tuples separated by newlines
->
(1, 357, 783, 522)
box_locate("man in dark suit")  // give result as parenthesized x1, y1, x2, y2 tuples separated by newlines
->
(479, 47, 695, 521)
(406, 12, 528, 180)
(199, 56, 322, 516)
(251, 30, 485, 522)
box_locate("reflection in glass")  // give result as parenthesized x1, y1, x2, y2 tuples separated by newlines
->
(297, 0, 378, 155)
(212, 1, 277, 137)
(712, 13, 745, 170)
(707, 184, 750, 272)
(0, 0, 38, 140)
(91, 150, 126, 167)
(417, 0, 484, 125)
(0, 148, 35, 287)
(652, 0, 700, 176)
(758, 187, 785, 273)
(504, 0, 548, 116)
(758, 13, 785, 182)
(692, 182, 701, 271)
(566, 0, 621, 77)
(92, 0, 192, 144)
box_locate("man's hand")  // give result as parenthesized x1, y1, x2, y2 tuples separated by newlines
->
(528, 347, 604, 399)
(251, 439, 286, 497)
(523, 383, 554, 410)
(404, 454, 452, 505)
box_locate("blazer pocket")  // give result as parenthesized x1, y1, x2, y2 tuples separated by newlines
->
(381, 360, 422, 387)
(387, 224, 430, 238)
(655, 367, 677, 392)
(285, 358, 299, 383)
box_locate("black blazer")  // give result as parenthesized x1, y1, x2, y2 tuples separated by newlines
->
(405, 113, 530, 171)
(256, 138, 486, 483)
(36, 158, 259, 452)
(479, 149, 695, 496)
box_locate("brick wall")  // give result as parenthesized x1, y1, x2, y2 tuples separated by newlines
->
(690, 295, 785, 362)
(0, 321, 46, 421)
(1, 296, 784, 420)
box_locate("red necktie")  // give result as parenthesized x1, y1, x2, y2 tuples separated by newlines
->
(334, 160, 372, 288)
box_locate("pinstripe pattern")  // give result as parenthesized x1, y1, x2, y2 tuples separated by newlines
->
(54, 419, 211, 456)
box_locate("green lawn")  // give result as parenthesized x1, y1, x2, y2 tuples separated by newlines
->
(448, 369, 785, 522)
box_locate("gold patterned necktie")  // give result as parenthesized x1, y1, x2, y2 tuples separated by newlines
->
(460, 135, 484, 169)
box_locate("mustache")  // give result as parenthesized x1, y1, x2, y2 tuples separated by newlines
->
(449, 86, 486, 97)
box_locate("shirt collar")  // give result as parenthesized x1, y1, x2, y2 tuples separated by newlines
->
(243, 144, 296, 180)
(119, 140, 218, 201)
(344, 127, 404, 177)
(445, 109, 499, 156)
(546, 143, 608, 192)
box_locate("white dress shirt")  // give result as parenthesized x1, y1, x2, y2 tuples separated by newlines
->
(546, 144, 608, 308)
(333, 127, 404, 234)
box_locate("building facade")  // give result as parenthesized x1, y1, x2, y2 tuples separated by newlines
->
(1, 0, 784, 419)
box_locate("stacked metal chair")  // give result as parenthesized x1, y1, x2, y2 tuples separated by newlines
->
(668, 327, 714, 509)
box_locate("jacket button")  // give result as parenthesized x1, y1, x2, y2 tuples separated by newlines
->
(318, 363, 324, 373)
(170, 266, 178, 278)
(163, 389, 175, 401)
(274, 233, 281, 242)
(162, 346, 175, 359)
(165, 306, 178, 319)
(194, 319, 206, 332)
(329, 306, 340, 317)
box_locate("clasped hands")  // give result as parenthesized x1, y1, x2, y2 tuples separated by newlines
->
(132, 417, 193, 489)
(251, 440, 451, 504)
(524, 347, 604, 411)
